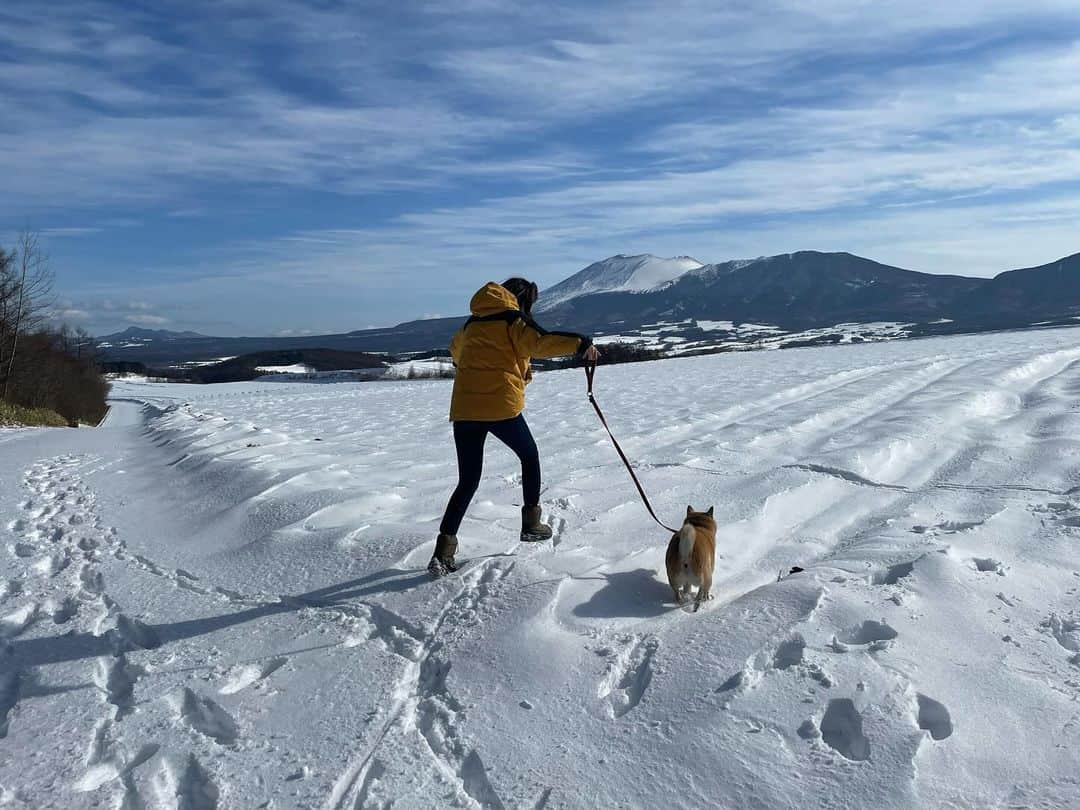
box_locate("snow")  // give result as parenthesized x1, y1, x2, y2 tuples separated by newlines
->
(687, 256, 766, 281)
(383, 359, 454, 380)
(3, 327, 1080, 807)
(255, 363, 314, 375)
(737, 322, 786, 333)
(185, 356, 237, 368)
(594, 321, 914, 355)
(696, 319, 736, 331)
(535, 254, 703, 311)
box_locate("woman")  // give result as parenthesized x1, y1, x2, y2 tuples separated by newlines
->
(429, 277, 599, 577)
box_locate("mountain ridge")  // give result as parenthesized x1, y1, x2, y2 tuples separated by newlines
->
(97, 249, 1080, 365)
(535, 253, 704, 311)
(98, 326, 208, 343)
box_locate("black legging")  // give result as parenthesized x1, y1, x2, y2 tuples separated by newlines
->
(439, 414, 540, 535)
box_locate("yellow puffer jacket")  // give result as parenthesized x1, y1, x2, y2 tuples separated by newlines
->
(449, 282, 588, 421)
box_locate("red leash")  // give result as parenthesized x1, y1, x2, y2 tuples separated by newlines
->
(584, 360, 678, 534)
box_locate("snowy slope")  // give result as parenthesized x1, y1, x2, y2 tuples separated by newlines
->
(3, 328, 1080, 808)
(534, 254, 703, 311)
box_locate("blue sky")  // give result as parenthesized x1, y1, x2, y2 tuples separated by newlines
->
(3, 1, 1080, 336)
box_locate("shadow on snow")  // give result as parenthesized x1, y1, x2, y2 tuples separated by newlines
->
(571, 568, 672, 620)
(7, 564, 432, 671)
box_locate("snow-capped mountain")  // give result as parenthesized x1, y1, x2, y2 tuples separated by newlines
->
(539, 251, 985, 331)
(534, 254, 703, 312)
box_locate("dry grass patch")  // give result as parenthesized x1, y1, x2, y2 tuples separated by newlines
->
(0, 400, 70, 427)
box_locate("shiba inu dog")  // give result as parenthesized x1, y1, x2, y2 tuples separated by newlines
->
(666, 505, 716, 611)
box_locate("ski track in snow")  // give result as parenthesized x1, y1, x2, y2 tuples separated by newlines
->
(3, 328, 1080, 807)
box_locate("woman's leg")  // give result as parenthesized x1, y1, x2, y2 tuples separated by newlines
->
(439, 420, 488, 536)
(489, 414, 541, 506)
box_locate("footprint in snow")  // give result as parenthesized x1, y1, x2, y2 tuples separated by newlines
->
(1043, 614, 1080, 654)
(218, 657, 288, 695)
(598, 636, 659, 719)
(154, 754, 219, 810)
(916, 693, 953, 741)
(820, 698, 870, 761)
(972, 557, 1006, 576)
(766, 635, 834, 686)
(95, 655, 143, 720)
(0, 671, 20, 738)
(33, 552, 70, 577)
(798, 718, 820, 740)
(10, 542, 36, 558)
(74, 721, 159, 795)
(0, 603, 39, 639)
(772, 635, 805, 670)
(716, 669, 751, 695)
(840, 619, 897, 646)
(50, 596, 78, 624)
(871, 557, 922, 586)
(106, 613, 161, 654)
(169, 687, 240, 746)
(549, 515, 568, 548)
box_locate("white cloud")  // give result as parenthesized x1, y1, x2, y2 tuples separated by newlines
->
(56, 296, 175, 334)
(51, 306, 92, 323)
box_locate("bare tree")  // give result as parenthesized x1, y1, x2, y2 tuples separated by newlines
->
(73, 326, 98, 362)
(0, 247, 14, 362)
(1, 231, 54, 401)
(0, 233, 107, 425)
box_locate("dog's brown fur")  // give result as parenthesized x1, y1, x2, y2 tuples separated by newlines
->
(665, 505, 717, 610)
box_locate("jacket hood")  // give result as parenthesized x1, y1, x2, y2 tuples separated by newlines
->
(469, 282, 520, 316)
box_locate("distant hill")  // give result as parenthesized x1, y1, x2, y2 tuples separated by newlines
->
(97, 250, 1080, 365)
(961, 253, 1080, 322)
(98, 326, 208, 344)
(174, 348, 387, 384)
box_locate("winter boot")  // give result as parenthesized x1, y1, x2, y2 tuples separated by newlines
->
(520, 505, 553, 542)
(428, 533, 459, 578)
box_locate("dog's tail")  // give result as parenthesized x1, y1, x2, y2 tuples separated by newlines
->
(677, 523, 696, 560)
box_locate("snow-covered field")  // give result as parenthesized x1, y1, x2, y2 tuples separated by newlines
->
(590, 317, 919, 356)
(3, 327, 1080, 809)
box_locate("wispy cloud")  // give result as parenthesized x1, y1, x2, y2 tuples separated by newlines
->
(52, 297, 172, 332)
(51, 304, 92, 323)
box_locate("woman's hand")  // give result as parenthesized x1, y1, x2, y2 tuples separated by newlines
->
(584, 344, 600, 363)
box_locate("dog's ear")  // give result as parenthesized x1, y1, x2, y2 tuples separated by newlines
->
(707, 506, 714, 516)
(686, 505, 693, 517)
